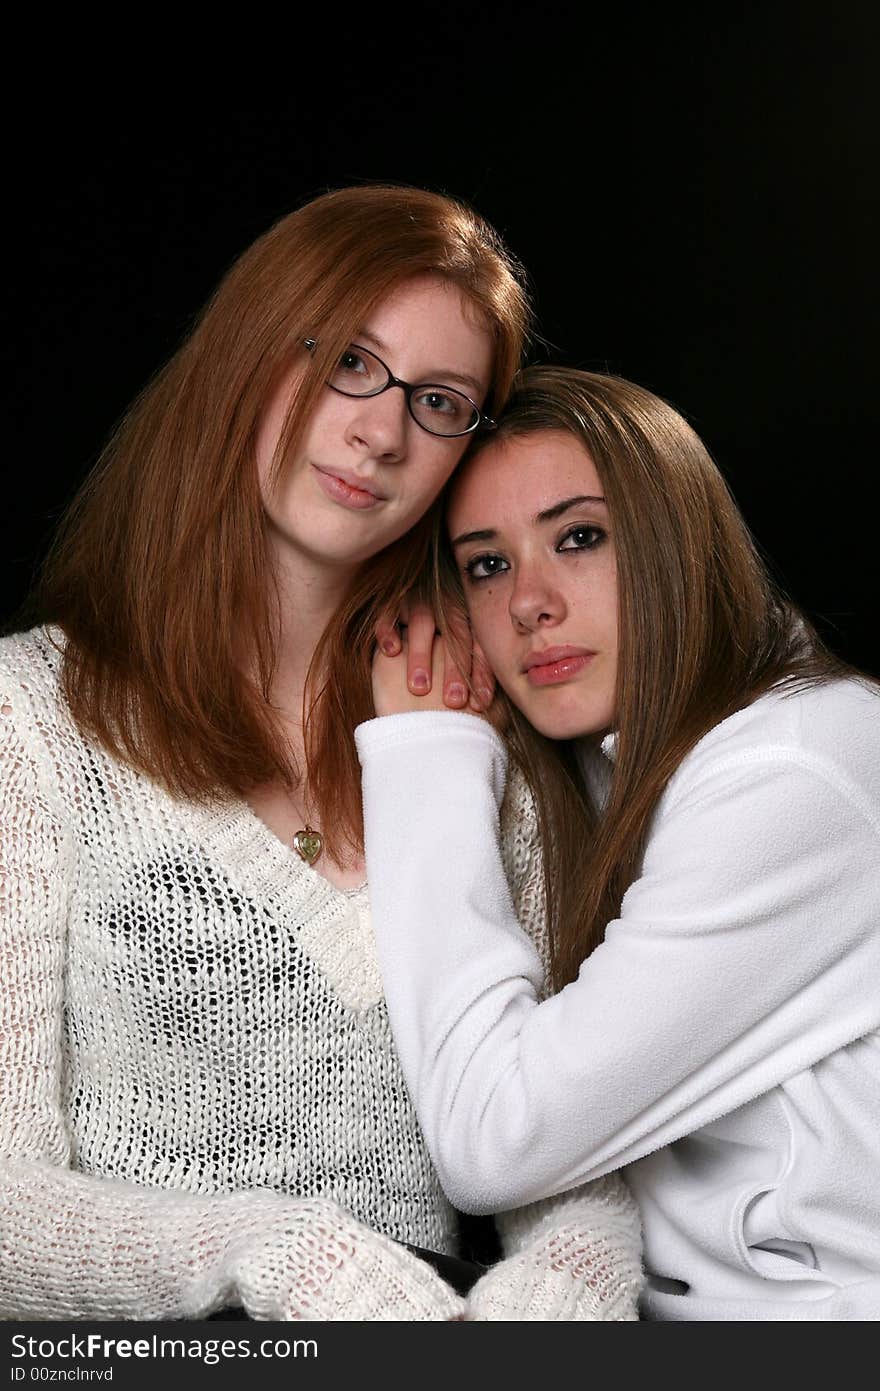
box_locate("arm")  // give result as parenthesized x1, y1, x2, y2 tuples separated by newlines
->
(0, 684, 463, 1321)
(468, 1178, 643, 1321)
(0, 1161, 466, 1321)
(464, 765, 643, 1321)
(356, 709, 880, 1214)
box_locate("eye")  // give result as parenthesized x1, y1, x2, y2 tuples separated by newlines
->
(463, 552, 510, 583)
(557, 524, 606, 552)
(412, 388, 478, 436)
(331, 345, 386, 394)
(414, 388, 461, 416)
(338, 348, 369, 375)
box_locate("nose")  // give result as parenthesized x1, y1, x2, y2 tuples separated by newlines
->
(345, 383, 409, 462)
(508, 558, 567, 632)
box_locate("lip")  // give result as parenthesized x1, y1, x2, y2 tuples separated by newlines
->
(522, 646, 595, 687)
(312, 463, 386, 509)
(522, 645, 594, 672)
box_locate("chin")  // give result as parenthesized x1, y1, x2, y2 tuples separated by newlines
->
(534, 718, 597, 742)
(523, 698, 611, 743)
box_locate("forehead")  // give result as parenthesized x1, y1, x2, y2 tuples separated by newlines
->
(363, 274, 492, 369)
(448, 429, 601, 528)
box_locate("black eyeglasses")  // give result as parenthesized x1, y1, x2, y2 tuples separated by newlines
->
(303, 339, 496, 438)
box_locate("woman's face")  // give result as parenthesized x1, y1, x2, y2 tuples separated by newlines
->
(447, 429, 618, 740)
(256, 274, 494, 578)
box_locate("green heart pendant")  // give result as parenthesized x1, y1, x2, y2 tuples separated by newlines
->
(293, 826, 323, 865)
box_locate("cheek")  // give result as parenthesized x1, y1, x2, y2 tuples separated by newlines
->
(603, 572, 620, 648)
(255, 411, 286, 495)
(408, 443, 469, 506)
(255, 366, 309, 481)
(425, 461, 467, 511)
(295, 392, 348, 462)
(465, 592, 509, 669)
(575, 557, 618, 636)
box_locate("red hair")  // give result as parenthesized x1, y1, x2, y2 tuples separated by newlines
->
(35, 185, 531, 860)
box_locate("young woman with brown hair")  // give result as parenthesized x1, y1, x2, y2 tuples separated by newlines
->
(359, 365, 880, 1319)
(0, 197, 644, 1321)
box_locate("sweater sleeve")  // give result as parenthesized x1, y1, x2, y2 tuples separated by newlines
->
(355, 710, 880, 1215)
(464, 765, 643, 1320)
(0, 682, 463, 1322)
(468, 1178, 643, 1321)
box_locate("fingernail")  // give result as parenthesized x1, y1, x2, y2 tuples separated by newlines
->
(411, 670, 429, 693)
(381, 638, 398, 655)
(476, 688, 493, 707)
(446, 684, 466, 705)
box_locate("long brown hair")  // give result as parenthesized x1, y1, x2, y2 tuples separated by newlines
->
(31, 185, 530, 861)
(436, 366, 851, 989)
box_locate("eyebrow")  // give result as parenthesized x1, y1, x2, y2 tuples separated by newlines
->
(450, 495, 607, 548)
(356, 327, 486, 398)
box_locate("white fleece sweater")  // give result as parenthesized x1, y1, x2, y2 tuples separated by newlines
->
(0, 626, 643, 1322)
(356, 677, 880, 1320)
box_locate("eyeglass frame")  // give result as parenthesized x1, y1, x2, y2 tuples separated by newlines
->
(303, 338, 497, 438)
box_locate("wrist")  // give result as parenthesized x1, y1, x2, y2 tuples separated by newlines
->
(356, 708, 506, 763)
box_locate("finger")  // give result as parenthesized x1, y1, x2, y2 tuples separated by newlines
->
(374, 608, 402, 657)
(405, 602, 439, 695)
(441, 651, 468, 708)
(468, 640, 496, 711)
(441, 608, 472, 709)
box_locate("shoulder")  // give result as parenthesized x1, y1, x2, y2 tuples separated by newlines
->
(500, 761, 540, 858)
(0, 626, 84, 795)
(619, 680, 880, 969)
(500, 759, 538, 828)
(0, 625, 66, 714)
(667, 677, 880, 815)
(499, 760, 550, 972)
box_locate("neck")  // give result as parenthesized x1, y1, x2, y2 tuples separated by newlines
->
(251, 539, 367, 878)
(267, 542, 360, 732)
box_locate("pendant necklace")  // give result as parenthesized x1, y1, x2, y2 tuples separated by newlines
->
(292, 825, 323, 866)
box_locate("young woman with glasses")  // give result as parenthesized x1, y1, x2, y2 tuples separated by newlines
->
(0, 194, 643, 1321)
(359, 365, 880, 1320)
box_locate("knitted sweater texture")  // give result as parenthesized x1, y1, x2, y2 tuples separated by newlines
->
(0, 627, 643, 1321)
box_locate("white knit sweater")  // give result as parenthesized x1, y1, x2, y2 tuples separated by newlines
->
(0, 626, 643, 1322)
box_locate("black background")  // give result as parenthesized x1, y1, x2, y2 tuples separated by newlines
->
(5, 5, 879, 673)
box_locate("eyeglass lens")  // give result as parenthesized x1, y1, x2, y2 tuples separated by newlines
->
(330, 346, 480, 437)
